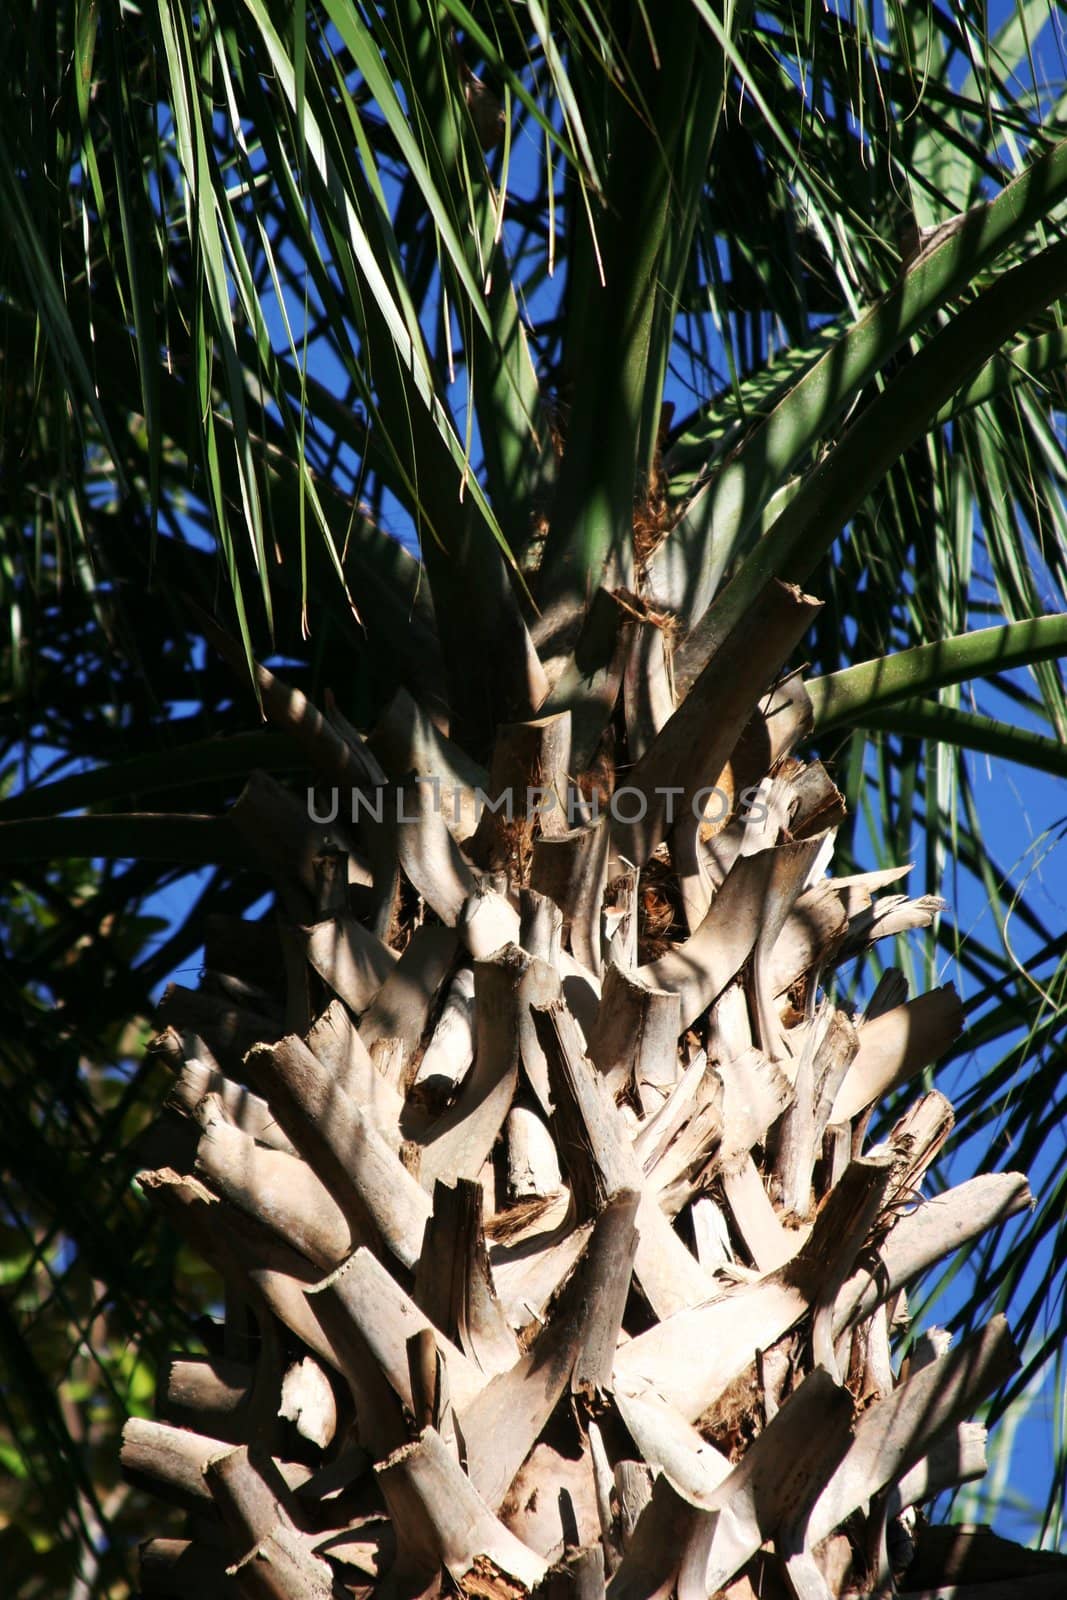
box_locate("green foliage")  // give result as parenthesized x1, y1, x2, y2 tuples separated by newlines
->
(0, 857, 217, 1594)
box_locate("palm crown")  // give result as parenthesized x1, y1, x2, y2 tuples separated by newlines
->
(2, 1, 1067, 1593)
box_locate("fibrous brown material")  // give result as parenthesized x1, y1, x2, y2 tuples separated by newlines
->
(128, 619, 1061, 1600)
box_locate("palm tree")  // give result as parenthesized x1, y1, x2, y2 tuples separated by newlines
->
(2, 0, 1067, 1593)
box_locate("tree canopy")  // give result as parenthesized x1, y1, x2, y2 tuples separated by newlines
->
(1, 1, 1066, 1589)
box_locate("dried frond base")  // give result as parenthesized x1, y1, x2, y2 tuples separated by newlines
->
(128, 610, 1064, 1600)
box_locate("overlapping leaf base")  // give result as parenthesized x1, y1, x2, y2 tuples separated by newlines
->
(129, 591, 1061, 1599)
